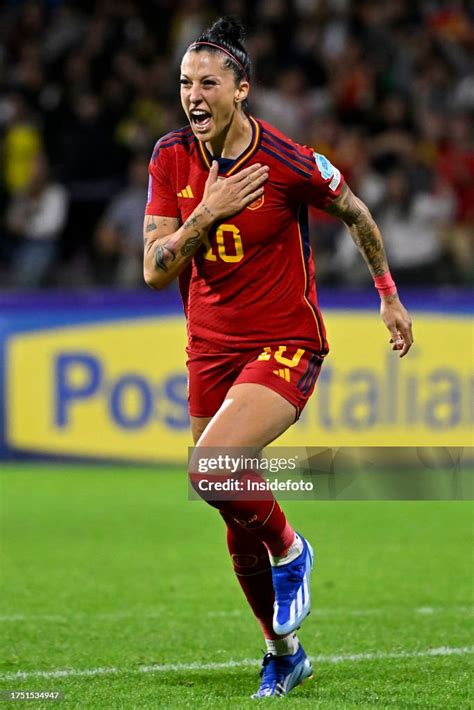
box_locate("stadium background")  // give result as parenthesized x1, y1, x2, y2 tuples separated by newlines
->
(0, 2, 472, 708)
(0, 0, 472, 461)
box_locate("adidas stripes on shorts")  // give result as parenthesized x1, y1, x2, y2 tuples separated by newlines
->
(186, 343, 325, 420)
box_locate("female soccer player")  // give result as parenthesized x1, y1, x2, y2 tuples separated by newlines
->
(144, 17, 413, 698)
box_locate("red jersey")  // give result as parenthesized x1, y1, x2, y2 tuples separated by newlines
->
(146, 115, 345, 354)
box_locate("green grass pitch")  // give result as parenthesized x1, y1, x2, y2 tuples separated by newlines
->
(0, 464, 472, 709)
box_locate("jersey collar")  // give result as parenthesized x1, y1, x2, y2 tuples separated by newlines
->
(196, 115, 261, 176)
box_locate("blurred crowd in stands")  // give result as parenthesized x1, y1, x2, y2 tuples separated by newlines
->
(0, 0, 472, 290)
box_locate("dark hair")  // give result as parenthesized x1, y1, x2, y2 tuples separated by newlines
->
(189, 17, 251, 111)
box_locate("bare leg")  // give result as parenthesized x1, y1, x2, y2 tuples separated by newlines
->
(195, 383, 296, 448)
(190, 416, 212, 445)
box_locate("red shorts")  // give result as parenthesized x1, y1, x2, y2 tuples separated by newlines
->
(187, 343, 324, 420)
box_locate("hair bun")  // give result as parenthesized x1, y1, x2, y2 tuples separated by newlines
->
(208, 16, 246, 46)
(193, 16, 251, 85)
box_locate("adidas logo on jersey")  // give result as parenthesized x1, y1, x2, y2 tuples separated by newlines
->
(273, 368, 290, 382)
(177, 185, 194, 198)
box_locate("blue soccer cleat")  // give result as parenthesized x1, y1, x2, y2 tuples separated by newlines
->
(251, 645, 313, 698)
(271, 534, 314, 635)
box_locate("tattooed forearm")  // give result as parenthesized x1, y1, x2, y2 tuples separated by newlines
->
(180, 230, 202, 257)
(351, 221, 386, 276)
(144, 207, 215, 288)
(182, 209, 215, 230)
(202, 204, 215, 219)
(148, 227, 204, 275)
(183, 214, 200, 229)
(153, 243, 176, 272)
(325, 184, 388, 277)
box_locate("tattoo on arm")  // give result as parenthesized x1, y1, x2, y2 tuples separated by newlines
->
(183, 208, 214, 229)
(146, 216, 157, 233)
(354, 222, 386, 276)
(325, 184, 363, 223)
(326, 184, 388, 276)
(181, 230, 202, 257)
(145, 214, 207, 279)
(151, 231, 202, 273)
(202, 204, 214, 219)
(146, 216, 169, 234)
(153, 243, 176, 272)
(183, 214, 200, 229)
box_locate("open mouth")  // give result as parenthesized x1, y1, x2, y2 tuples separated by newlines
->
(190, 109, 212, 131)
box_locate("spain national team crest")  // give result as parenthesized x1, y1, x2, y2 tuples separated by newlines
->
(247, 193, 265, 211)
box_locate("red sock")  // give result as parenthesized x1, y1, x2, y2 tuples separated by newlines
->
(241, 498, 295, 557)
(190, 471, 295, 557)
(221, 512, 281, 639)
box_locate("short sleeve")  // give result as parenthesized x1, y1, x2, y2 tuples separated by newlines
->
(290, 149, 345, 209)
(145, 146, 179, 217)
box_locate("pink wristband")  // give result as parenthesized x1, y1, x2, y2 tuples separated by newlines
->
(374, 270, 397, 296)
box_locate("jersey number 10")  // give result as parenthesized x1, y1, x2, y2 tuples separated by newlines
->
(203, 224, 244, 263)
